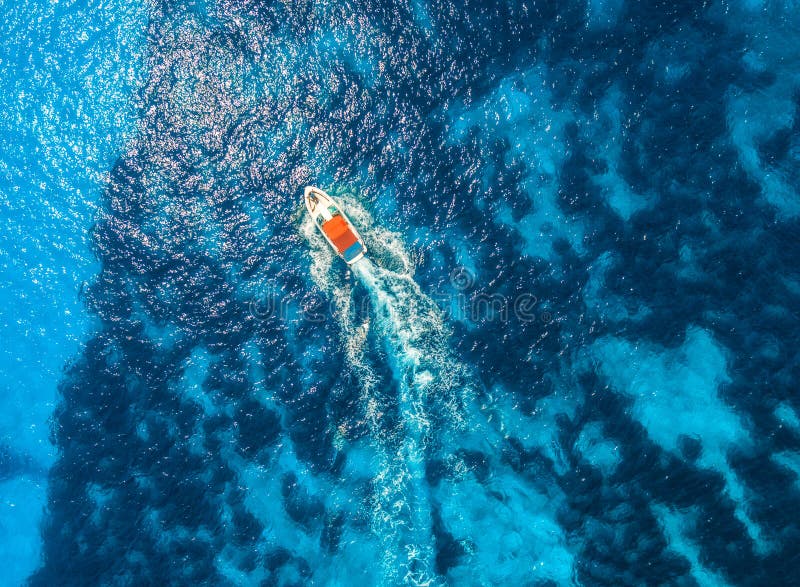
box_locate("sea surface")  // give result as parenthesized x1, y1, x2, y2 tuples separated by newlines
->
(1, 0, 799, 585)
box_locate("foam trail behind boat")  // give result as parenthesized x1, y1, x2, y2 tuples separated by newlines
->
(301, 192, 469, 585)
(350, 256, 441, 585)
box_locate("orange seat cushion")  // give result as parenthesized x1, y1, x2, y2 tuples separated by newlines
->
(332, 230, 358, 253)
(322, 216, 358, 253)
(322, 216, 348, 239)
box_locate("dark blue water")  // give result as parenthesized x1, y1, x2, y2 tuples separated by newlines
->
(1, 0, 799, 584)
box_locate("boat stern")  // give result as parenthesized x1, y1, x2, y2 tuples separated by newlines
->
(343, 241, 366, 264)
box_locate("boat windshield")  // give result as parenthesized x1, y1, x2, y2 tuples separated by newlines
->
(328, 205, 340, 216)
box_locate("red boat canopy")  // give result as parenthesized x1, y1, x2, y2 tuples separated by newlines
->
(321, 216, 358, 253)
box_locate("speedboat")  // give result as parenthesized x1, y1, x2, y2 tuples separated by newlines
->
(304, 186, 367, 265)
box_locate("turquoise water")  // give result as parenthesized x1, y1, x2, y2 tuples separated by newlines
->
(0, 0, 145, 583)
(1, 0, 800, 585)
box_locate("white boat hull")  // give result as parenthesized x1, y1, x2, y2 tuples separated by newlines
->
(304, 186, 367, 265)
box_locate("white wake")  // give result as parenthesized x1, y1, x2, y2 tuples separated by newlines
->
(301, 192, 469, 585)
